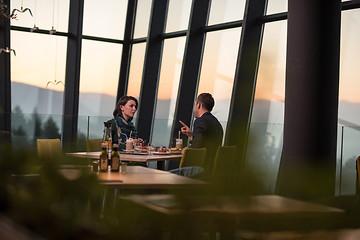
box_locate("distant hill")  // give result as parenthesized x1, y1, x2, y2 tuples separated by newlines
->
(10, 81, 360, 126)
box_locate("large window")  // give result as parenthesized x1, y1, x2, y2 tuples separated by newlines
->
(197, 28, 241, 128)
(165, 0, 192, 33)
(266, 0, 287, 15)
(133, 0, 152, 39)
(208, 0, 246, 25)
(127, 43, 146, 101)
(151, 37, 186, 147)
(245, 20, 287, 193)
(83, 0, 128, 39)
(337, 9, 360, 195)
(10, 0, 69, 32)
(78, 40, 122, 117)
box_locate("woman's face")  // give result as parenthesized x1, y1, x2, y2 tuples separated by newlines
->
(120, 100, 137, 120)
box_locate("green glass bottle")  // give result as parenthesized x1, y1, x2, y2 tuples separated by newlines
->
(111, 144, 120, 172)
(100, 143, 108, 172)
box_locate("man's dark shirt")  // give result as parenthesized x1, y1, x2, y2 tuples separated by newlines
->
(190, 112, 223, 173)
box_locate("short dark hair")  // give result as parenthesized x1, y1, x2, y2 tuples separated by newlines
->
(113, 96, 138, 117)
(196, 93, 214, 112)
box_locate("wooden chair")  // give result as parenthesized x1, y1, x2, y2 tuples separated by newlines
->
(86, 138, 103, 152)
(36, 138, 63, 158)
(212, 146, 237, 175)
(179, 148, 207, 168)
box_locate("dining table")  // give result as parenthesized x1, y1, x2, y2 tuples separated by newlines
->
(122, 194, 346, 239)
(66, 151, 182, 170)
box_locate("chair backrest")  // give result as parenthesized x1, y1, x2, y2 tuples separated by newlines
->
(212, 146, 237, 175)
(169, 166, 204, 178)
(356, 156, 360, 194)
(179, 148, 207, 168)
(86, 138, 103, 152)
(37, 139, 63, 158)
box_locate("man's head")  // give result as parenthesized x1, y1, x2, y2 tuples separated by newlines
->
(194, 93, 215, 118)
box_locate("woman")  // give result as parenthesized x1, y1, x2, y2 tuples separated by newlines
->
(107, 96, 140, 149)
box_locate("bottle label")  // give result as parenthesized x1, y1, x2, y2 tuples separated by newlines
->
(111, 156, 120, 171)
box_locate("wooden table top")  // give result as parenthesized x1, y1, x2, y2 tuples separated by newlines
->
(126, 194, 344, 216)
(123, 194, 346, 232)
(67, 151, 182, 162)
(95, 166, 206, 189)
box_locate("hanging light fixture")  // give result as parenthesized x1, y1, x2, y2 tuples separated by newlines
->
(11, 0, 33, 18)
(49, 0, 56, 34)
(0, 47, 16, 56)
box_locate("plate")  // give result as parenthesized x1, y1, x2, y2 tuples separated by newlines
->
(169, 151, 182, 154)
(152, 151, 171, 155)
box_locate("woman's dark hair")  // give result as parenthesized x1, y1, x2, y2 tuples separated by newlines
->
(113, 96, 138, 117)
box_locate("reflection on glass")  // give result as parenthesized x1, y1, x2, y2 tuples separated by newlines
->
(339, 9, 360, 126)
(208, 0, 246, 25)
(79, 40, 122, 117)
(340, 127, 360, 195)
(127, 43, 146, 102)
(151, 37, 186, 147)
(245, 123, 283, 193)
(252, 20, 286, 125)
(338, 10, 360, 195)
(11, 113, 63, 150)
(83, 0, 128, 39)
(165, 0, 192, 33)
(133, 0, 152, 38)
(11, 31, 67, 115)
(10, 0, 69, 32)
(198, 28, 241, 123)
(266, 0, 287, 15)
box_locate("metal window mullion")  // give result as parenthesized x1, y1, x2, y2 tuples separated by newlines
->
(117, 0, 137, 102)
(224, 0, 268, 168)
(136, 0, 169, 142)
(0, 0, 11, 137)
(62, 0, 84, 152)
(170, 0, 211, 144)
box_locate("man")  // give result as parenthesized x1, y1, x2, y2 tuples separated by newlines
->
(180, 93, 223, 173)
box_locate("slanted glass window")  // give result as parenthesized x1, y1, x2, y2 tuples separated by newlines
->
(78, 40, 122, 117)
(197, 28, 241, 128)
(10, 31, 67, 146)
(127, 43, 146, 101)
(208, 0, 246, 25)
(165, 0, 192, 33)
(133, 0, 152, 39)
(83, 0, 128, 40)
(151, 37, 186, 147)
(10, 0, 69, 32)
(266, 0, 287, 15)
(338, 9, 360, 195)
(246, 20, 287, 194)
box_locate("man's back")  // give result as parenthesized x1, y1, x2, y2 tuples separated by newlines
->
(190, 112, 223, 173)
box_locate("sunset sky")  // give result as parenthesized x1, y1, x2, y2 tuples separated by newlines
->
(9, 0, 360, 105)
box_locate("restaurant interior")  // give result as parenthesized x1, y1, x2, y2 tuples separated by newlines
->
(1, 0, 360, 239)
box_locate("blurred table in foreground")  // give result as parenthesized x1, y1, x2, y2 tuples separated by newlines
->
(122, 194, 345, 238)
